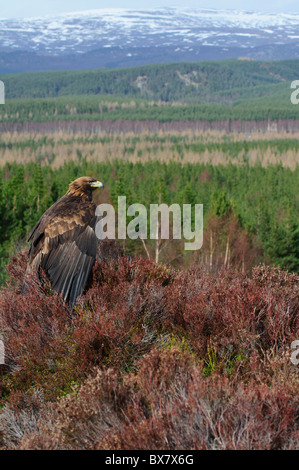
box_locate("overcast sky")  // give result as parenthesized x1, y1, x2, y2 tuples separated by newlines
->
(1, 0, 299, 19)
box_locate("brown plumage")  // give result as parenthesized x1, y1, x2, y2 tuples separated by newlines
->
(23, 176, 104, 306)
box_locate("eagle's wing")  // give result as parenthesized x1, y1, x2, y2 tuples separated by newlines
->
(27, 196, 99, 306)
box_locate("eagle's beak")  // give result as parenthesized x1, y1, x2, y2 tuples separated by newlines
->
(90, 181, 104, 188)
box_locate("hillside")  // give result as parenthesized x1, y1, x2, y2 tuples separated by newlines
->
(0, 251, 298, 450)
(1, 60, 299, 125)
(2, 59, 298, 103)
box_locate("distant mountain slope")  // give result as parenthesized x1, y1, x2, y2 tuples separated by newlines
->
(1, 8, 299, 72)
(1, 59, 298, 107)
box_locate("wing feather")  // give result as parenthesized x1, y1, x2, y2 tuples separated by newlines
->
(26, 192, 99, 306)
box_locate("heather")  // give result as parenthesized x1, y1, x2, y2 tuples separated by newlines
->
(0, 245, 298, 450)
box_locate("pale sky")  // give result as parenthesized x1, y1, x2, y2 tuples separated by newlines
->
(1, 0, 299, 19)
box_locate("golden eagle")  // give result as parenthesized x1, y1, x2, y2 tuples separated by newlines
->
(23, 176, 104, 306)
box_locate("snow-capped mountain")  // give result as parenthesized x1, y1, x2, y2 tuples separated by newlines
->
(1, 7, 299, 73)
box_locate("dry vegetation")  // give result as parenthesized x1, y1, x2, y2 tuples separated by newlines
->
(0, 248, 298, 450)
(1, 129, 299, 169)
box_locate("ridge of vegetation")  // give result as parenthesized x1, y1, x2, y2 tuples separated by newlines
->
(1, 59, 298, 123)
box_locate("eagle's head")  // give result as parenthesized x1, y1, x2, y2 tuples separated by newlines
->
(68, 176, 104, 200)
